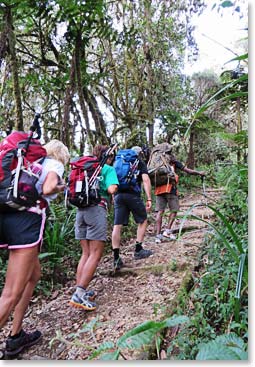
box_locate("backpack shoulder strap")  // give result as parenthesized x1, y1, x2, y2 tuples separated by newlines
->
(160, 153, 169, 168)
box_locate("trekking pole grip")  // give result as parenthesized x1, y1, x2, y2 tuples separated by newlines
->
(31, 113, 41, 130)
(24, 113, 41, 152)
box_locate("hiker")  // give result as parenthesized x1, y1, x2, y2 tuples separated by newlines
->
(69, 144, 118, 311)
(0, 139, 70, 357)
(112, 146, 153, 271)
(153, 147, 206, 243)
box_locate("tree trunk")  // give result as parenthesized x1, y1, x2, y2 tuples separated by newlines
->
(143, 1, 154, 147)
(62, 51, 76, 147)
(74, 32, 95, 149)
(83, 87, 109, 145)
(5, 6, 23, 131)
(186, 130, 195, 168)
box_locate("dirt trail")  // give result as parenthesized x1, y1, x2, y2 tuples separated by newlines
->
(1, 188, 223, 360)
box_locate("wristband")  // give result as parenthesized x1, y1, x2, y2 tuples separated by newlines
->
(147, 199, 152, 201)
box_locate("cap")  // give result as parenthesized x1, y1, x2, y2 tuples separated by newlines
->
(131, 146, 142, 155)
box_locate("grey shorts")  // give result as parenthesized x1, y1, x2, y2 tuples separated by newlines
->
(155, 193, 179, 212)
(75, 205, 107, 241)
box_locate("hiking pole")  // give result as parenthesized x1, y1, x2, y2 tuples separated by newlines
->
(201, 175, 208, 205)
(126, 158, 139, 183)
(201, 176, 206, 198)
(89, 143, 118, 187)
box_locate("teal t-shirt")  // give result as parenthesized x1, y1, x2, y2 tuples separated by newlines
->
(99, 164, 119, 200)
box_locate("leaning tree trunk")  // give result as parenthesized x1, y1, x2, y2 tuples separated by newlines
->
(5, 6, 23, 131)
(186, 129, 195, 169)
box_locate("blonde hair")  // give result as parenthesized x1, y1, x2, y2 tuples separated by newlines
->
(44, 139, 70, 166)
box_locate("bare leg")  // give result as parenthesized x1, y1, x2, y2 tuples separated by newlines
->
(11, 257, 41, 335)
(112, 224, 122, 250)
(76, 239, 90, 285)
(136, 219, 147, 242)
(0, 247, 39, 332)
(167, 212, 177, 230)
(156, 210, 164, 235)
(77, 240, 104, 289)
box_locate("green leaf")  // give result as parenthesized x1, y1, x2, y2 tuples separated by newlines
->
(99, 350, 120, 360)
(235, 253, 246, 299)
(88, 341, 115, 360)
(179, 206, 240, 264)
(117, 316, 188, 350)
(80, 317, 99, 333)
(225, 53, 248, 63)
(117, 321, 162, 349)
(38, 252, 56, 260)
(163, 315, 189, 328)
(196, 342, 245, 360)
(196, 333, 248, 360)
(192, 74, 248, 122)
(215, 333, 245, 350)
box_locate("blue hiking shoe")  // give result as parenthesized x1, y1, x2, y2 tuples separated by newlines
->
(84, 289, 96, 300)
(134, 248, 153, 260)
(69, 293, 97, 311)
(5, 329, 42, 356)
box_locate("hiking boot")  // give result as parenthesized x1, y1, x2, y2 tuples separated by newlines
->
(134, 248, 153, 260)
(155, 234, 164, 244)
(114, 257, 124, 271)
(163, 229, 176, 240)
(69, 293, 97, 311)
(5, 329, 42, 356)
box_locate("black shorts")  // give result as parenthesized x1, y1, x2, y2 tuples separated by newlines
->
(0, 209, 46, 250)
(113, 193, 147, 226)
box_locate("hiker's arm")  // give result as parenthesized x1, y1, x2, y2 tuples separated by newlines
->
(42, 171, 66, 195)
(142, 173, 152, 210)
(107, 184, 118, 195)
(183, 167, 206, 177)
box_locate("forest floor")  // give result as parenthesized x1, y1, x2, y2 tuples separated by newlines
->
(1, 187, 223, 360)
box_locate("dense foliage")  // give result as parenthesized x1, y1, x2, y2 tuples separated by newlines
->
(165, 161, 248, 360)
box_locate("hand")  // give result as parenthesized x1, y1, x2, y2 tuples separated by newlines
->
(56, 183, 66, 192)
(146, 199, 152, 212)
(199, 171, 206, 177)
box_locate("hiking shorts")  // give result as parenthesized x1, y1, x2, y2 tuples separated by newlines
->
(0, 209, 46, 250)
(155, 193, 179, 212)
(113, 193, 147, 226)
(75, 205, 107, 242)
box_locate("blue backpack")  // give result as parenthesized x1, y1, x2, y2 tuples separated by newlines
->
(114, 149, 141, 192)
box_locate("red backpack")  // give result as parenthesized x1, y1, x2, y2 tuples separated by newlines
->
(67, 156, 102, 208)
(0, 130, 47, 211)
